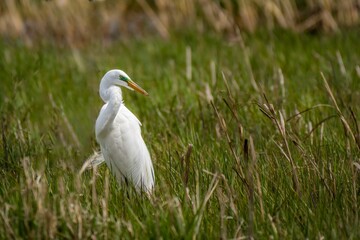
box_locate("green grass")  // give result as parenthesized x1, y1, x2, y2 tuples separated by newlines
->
(0, 29, 360, 239)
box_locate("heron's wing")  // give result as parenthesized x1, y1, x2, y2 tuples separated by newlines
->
(121, 103, 142, 127)
(106, 105, 154, 192)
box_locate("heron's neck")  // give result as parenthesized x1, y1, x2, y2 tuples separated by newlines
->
(102, 87, 123, 126)
(96, 86, 124, 137)
(107, 87, 123, 105)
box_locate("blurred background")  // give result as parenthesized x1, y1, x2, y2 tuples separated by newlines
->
(1, 0, 359, 46)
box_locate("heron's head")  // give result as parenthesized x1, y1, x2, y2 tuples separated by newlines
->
(100, 69, 148, 101)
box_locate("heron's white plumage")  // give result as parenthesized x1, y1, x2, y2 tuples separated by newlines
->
(95, 69, 154, 193)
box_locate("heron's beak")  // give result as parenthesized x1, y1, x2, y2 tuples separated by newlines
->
(128, 80, 149, 96)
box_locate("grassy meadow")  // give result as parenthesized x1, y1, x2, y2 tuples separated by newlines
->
(0, 28, 360, 239)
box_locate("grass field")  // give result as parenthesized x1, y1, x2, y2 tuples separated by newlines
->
(0, 29, 360, 239)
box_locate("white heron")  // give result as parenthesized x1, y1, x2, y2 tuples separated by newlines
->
(95, 69, 155, 194)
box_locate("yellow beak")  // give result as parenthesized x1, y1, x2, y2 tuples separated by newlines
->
(128, 80, 148, 96)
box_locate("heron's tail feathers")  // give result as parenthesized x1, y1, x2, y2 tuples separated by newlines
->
(79, 150, 105, 175)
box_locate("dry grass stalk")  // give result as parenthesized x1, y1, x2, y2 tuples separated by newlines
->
(79, 151, 105, 174)
(191, 173, 220, 239)
(0, 204, 15, 239)
(92, 166, 98, 210)
(0, 0, 359, 45)
(264, 1, 289, 28)
(102, 169, 110, 230)
(244, 136, 256, 238)
(21, 157, 58, 238)
(186, 46, 192, 81)
(198, 0, 233, 32)
(258, 96, 301, 196)
(136, 0, 169, 39)
(180, 144, 193, 187)
(238, 1, 258, 32)
(217, 173, 239, 218)
(210, 60, 216, 85)
(234, 30, 260, 93)
(278, 68, 285, 101)
(216, 187, 227, 240)
(336, 50, 347, 76)
(166, 196, 186, 236)
(321, 72, 359, 150)
(211, 100, 246, 184)
(49, 93, 81, 148)
(268, 213, 278, 237)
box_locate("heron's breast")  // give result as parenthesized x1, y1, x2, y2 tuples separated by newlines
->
(100, 116, 141, 151)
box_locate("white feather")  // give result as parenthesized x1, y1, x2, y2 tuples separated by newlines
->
(95, 69, 154, 193)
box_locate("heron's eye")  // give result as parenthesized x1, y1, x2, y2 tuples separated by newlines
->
(119, 75, 128, 82)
